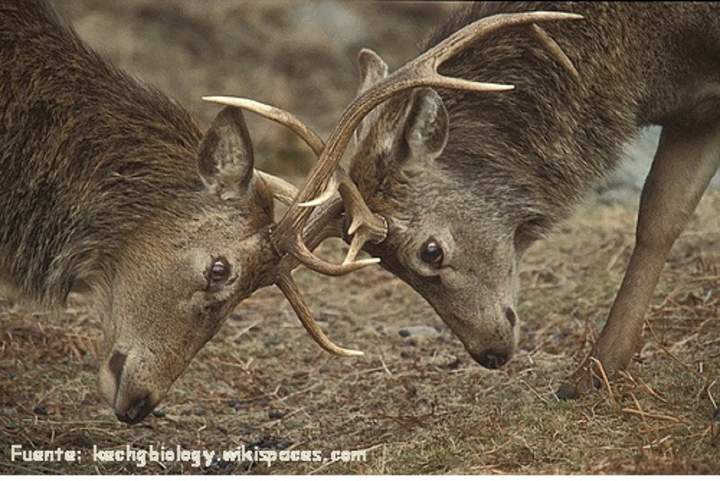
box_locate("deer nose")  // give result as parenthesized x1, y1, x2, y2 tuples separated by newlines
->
(115, 392, 153, 425)
(472, 349, 510, 369)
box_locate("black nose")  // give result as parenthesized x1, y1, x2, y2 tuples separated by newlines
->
(472, 349, 510, 369)
(108, 351, 127, 392)
(505, 307, 518, 327)
(116, 393, 153, 425)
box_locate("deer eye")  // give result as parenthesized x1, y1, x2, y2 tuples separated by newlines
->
(206, 257, 231, 286)
(419, 238, 443, 266)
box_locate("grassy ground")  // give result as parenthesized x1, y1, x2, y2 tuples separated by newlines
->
(1, 192, 718, 474)
(1, 1, 719, 475)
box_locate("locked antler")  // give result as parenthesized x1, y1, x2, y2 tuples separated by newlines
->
(205, 10, 583, 357)
(202, 97, 372, 355)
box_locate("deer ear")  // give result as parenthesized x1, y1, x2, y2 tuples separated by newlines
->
(401, 88, 449, 166)
(198, 106, 255, 200)
(357, 48, 389, 94)
(353, 48, 389, 146)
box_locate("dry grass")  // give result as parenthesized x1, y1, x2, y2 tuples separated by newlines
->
(1, 192, 718, 474)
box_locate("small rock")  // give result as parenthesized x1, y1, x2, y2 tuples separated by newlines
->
(398, 325, 441, 338)
(268, 410, 285, 420)
(397, 325, 442, 346)
(33, 404, 48, 416)
(446, 357, 462, 370)
(247, 438, 290, 451)
(152, 410, 166, 418)
(264, 336, 283, 347)
(227, 399, 247, 412)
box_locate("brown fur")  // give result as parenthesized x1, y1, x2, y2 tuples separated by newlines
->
(0, 0, 278, 422)
(0, 0, 203, 303)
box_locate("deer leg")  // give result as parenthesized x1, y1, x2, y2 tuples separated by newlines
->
(558, 120, 720, 399)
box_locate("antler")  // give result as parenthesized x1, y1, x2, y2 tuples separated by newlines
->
(202, 97, 373, 356)
(270, 11, 582, 255)
(529, 24, 580, 82)
(208, 11, 582, 276)
(254, 170, 298, 205)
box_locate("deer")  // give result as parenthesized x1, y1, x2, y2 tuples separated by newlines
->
(2, 0, 570, 423)
(210, 1, 720, 399)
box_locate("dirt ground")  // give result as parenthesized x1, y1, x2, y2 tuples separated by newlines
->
(1, 1, 719, 475)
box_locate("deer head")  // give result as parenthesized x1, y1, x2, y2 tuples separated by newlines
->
(96, 106, 271, 423)
(349, 79, 524, 368)
(98, 86, 394, 423)
(96, 103, 374, 424)
(205, 11, 582, 375)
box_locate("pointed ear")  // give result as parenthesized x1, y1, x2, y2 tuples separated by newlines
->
(401, 88, 449, 170)
(357, 48, 388, 95)
(198, 106, 254, 200)
(353, 48, 389, 146)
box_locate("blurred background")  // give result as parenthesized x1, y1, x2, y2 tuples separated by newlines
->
(51, 1, 458, 178)
(50, 0, 719, 205)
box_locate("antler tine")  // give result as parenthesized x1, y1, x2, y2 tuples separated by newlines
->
(337, 170, 387, 262)
(342, 230, 371, 266)
(290, 168, 387, 270)
(420, 11, 583, 69)
(286, 231, 380, 276)
(297, 174, 340, 207)
(277, 195, 346, 273)
(254, 170, 298, 205)
(529, 23, 580, 82)
(272, 11, 583, 248)
(276, 273, 364, 357)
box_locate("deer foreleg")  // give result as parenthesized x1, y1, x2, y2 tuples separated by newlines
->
(558, 120, 720, 399)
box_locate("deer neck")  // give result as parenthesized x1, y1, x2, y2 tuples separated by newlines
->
(431, 2, 720, 229)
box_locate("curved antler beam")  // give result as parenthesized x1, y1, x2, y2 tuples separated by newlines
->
(276, 273, 364, 357)
(272, 11, 583, 247)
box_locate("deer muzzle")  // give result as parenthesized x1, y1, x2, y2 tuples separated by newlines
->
(98, 348, 164, 424)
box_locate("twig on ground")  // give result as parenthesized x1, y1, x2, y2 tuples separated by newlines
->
(590, 357, 617, 408)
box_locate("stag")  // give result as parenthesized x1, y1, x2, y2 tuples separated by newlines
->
(212, 1, 720, 398)
(1, 1, 568, 423)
